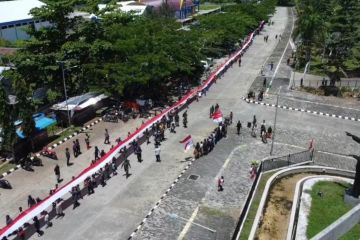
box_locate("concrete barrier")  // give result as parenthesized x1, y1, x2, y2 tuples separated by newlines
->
(311, 203, 360, 240)
(248, 166, 355, 240)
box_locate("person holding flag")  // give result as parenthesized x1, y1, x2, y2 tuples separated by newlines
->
(212, 109, 223, 124)
(180, 135, 193, 152)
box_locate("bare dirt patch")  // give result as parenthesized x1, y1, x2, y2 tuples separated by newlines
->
(256, 173, 314, 240)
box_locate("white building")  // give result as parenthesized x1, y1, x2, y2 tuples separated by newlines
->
(0, 0, 48, 42)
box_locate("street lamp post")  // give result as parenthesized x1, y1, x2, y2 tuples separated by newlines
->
(56, 60, 71, 127)
(270, 86, 281, 156)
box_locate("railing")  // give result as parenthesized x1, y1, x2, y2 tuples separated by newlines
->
(297, 79, 360, 89)
(231, 162, 263, 240)
(262, 150, 313, 172)
(231, 150, 313, 240)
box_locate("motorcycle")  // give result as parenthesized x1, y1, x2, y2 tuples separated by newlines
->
(20, 157, 33, 171)
(0, 179, 12, 189)
(103, 113, 118, 123)
(31, 156, 43, 166)
(41, 147, 58, 160)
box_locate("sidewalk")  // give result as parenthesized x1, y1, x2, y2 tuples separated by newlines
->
(0, 115, 145, 221)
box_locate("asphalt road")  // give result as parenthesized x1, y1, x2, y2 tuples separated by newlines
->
(1, 6, 358, 240)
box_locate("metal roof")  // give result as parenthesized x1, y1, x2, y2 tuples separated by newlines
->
(0, 0, 45, 26)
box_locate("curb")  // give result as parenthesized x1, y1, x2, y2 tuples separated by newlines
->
(0, 118, 103, 179)
(128, 158, 195, 240)
(242, 97, 360, 122)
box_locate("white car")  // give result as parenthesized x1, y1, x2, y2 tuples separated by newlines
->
(201, 60, 210, 71)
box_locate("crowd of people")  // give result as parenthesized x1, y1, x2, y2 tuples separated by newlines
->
(1, 21, 268, 240)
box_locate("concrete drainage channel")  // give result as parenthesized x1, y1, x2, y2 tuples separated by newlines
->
(188, 175, 200, 181)
(247, 166, 355, 240)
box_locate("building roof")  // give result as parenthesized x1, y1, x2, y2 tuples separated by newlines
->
(98, 1, 148, 16)
(0, 48, 18, 56)
(51, 92, 108, 112)
(0, 0, 45, 26)
(142, 0, 194, 10)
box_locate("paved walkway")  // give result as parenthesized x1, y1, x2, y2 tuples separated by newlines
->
(0, 116, 145, 221)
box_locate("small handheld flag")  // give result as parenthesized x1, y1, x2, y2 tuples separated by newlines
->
(212, 110, 223, 123)
(180, 135, 193, 151)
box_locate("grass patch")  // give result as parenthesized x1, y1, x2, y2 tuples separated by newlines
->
(0, 162, 17, 175)
(340, 223, 360, 240)
(199, 4, 220, 10)
(307, 181, 352, 238)
(201, 206, 228, 217)
(239, 172, 274, 239)
(50, 126, 82, 144)
(298, 86, 325, 95)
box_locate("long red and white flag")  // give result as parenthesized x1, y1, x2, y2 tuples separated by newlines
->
(180, 135, 193, 151)
(212, 109, 223, 123)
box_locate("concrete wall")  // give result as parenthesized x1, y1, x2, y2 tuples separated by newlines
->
(248, 165, 355, 240)
(0, 21, 49, 42)
(311, 203, 360, 240)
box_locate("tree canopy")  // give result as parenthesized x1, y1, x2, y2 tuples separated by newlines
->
(295, 0, 360, 80)
(0, 0, 276, 150)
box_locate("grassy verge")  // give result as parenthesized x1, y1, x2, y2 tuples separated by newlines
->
(57, 127, 82, 140)
(49, 126, 82, 144)
(0, 162, 17, 175)
(341, 223, 360, 240)
(199, 4, 220, 10)
(307, 181, 352, 238)
(239, 172, 274, 239)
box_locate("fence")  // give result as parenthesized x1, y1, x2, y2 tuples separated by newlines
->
(298, 79, 360, 89)
(262, 150, 313, 172)
(232, 150, 313, 239)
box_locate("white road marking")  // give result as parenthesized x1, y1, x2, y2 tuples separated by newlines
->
(266, 8, 295, 94)
(177, 207, 199, 240)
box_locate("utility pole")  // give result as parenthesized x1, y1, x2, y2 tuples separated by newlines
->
(56, 61, 71, 127)
(270, 86, 281, 155)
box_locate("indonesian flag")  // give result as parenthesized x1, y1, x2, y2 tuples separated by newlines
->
(212, 110, 223, 123)
(180, 135, 193, 151)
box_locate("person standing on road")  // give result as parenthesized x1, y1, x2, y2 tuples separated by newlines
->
(263, 77, 267, 87)
(260, 120, 266, 136)
(85, 137, 90, 150)
(210, 105, 214, 118)
(5, 215, 12, 225)
(94, 146, 100, 160)
(104, 129, 110, 144)
(76, 139, 81, 155)
(155, 146, 161, 162)
(33, 216, 42, 236)
(85, 133, 91, 149)
(270, 61, 274, 71)
(236, 121, 242, 135)
(238, 58, 241, 67)
(145, 129, 150, 144)
(54, 164, 62, 183)
(252, 115, 257, 128)
(135, 146, 142, 162)
(28, 195, 36, 208)
(175, 113, 180, 126)
(65, 148, 71, 166)
(217, 176, 224, 191)
(55, 199, 64, 218)
(72, 141, 77, 158)
(229, 111, 233, 124)
(121, 159, 131, 178)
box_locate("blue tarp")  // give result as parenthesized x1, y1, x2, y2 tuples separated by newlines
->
(16, 113, 57, 139)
